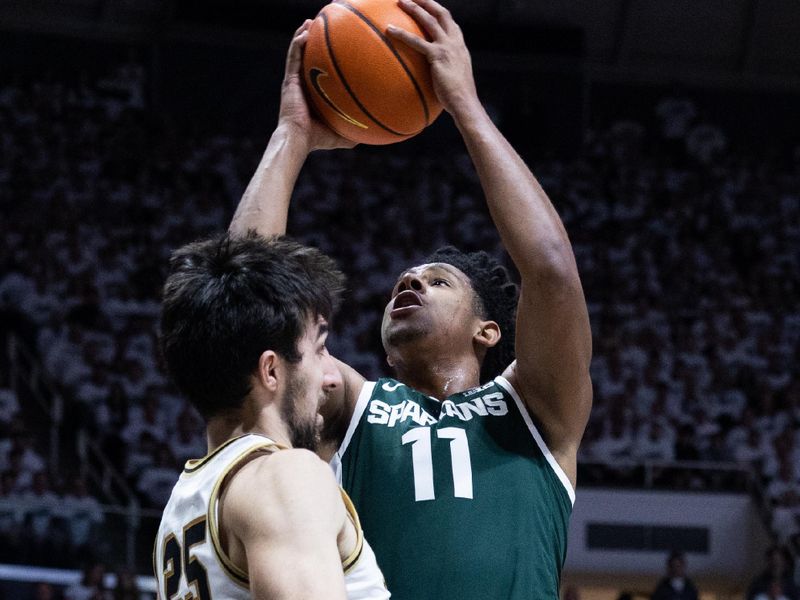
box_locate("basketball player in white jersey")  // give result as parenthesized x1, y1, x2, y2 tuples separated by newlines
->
(154, 233, 389, 600)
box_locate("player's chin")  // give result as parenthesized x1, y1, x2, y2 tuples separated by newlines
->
(383, 321, 429, 350)
(292, 421, 321, 452)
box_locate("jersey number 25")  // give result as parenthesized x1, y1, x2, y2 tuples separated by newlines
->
(161, 516, 212, 600)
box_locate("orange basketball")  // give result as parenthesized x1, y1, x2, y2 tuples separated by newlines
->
(302, 0, 443, 145)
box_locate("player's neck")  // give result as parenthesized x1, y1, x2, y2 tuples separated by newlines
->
(392, 352, 481, 401)
(205, 415, 244, 453)
(205, 403, 292, 453)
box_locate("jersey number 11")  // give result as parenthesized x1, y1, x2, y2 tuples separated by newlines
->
(402, 427, 473, 501)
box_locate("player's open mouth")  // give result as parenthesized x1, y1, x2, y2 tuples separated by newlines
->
(391, 290, 422, 317)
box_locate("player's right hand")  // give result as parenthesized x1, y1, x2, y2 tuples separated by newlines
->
(280, 20, 357, 152)
(388, 0, 481, 123)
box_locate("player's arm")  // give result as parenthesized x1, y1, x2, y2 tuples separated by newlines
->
(222, 449, 349, 600)
(388, 0, 592, 479)
(229, 22, 365, 446)
(318, 358, 367, 462)
(229, 20, 356, 237)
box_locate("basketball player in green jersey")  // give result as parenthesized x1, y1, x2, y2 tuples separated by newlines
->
(230, 1, 592, 598)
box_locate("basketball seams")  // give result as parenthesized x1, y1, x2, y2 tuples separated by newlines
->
(321, 10, 406, 137)
(313, 12, 370, 140)
(333, 0, 432, 125)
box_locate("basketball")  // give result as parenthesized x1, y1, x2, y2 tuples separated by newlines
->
(302, 0, 443, 145)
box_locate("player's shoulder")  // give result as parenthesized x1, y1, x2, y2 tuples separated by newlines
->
(369, 377, 413, 397)
(234, 448, 334, 491)
(498, 360, 540, 403)
(367, 377, 507, 402)
(224, 449, 342, 531)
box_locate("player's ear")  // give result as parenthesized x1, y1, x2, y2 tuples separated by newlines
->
(256, 350, 279, 391)
(386, 354, 395, 368)
(474, 320, 501, 349)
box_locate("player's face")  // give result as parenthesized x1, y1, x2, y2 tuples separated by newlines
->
(381, 263, 483, 357)
(280, 316, 341, 451)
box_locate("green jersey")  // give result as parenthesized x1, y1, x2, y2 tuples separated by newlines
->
(331, 376, 574, 600)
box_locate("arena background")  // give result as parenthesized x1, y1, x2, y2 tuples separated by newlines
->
(1, 0, 799, 598)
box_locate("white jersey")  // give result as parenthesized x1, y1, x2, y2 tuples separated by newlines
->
(154, 434, 389, 600)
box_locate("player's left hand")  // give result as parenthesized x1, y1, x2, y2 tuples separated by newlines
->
(387, 0, 480, 119)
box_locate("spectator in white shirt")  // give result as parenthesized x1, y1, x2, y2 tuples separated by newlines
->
(21, 471, 61, 564)
(0, 470, 23, 563)
(752, 580, 792, 600)
(168, 408, 205, 466)
(64, 561, 110, 600)
(121, 393, 166, 446)
(634, 420, 675, 462)
(0, 388, 19, 425)
(767, 460, 800, 543)
(124, 431, 157, 482)
(691, 407, 720, 454)
(61, 476, 104, 556)
(592, 420, 633, 464)
(727, 407, 759, 450)
(2, 430, 46, 478)
(135, 443, 178, 508)
(755, 391, 789, 440)
(735, 428, 769, 472)
(5, 448, 34, 493)
(761, 429, 800, 481)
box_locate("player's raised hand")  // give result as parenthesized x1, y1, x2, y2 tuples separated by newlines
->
(387, 0, 479, 119)
(280, 21, 357, 151)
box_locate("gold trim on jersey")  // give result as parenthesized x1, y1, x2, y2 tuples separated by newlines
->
(340, 489, 365, 574)
(202, 436, 365, 585)
(183, 436, 246, 474)
(207, 441, 284, 588)
(152, 536, 159, 600)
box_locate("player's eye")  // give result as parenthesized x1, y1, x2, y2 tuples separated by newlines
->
(432, 278, 449, 286)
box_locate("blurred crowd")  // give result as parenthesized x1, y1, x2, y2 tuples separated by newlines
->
(562, 547, 798, 600)
(0, 53, 798, 578)
(3, 561, 143, 600)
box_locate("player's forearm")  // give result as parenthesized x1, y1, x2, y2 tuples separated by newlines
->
(229, 125, 311, 237)
(453, 104, 578, 281)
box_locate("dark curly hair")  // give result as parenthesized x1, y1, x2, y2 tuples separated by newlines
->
(160, 232, 345, 420)
(422, 246, 518, 382)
